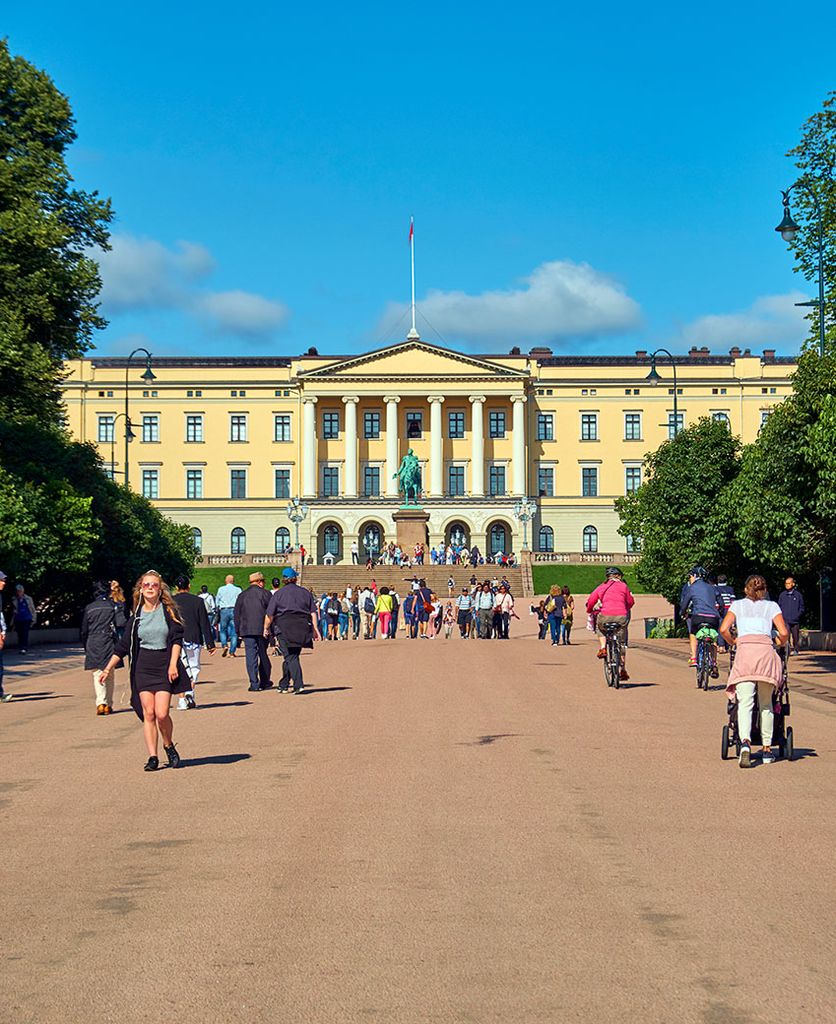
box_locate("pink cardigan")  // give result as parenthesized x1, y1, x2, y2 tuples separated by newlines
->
(726, 634, 782, 695)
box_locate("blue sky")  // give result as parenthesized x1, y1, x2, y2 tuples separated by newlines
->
(6, 1, 836, 358)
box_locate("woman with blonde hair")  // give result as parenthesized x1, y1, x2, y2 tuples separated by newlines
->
(109, 579, 127, 638)
(720, 574, 789, 768)
(99, 570, 191, 772)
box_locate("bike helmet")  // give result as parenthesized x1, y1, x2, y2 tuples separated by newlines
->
(690, 565, 708, 579)
(605, 566, 623, 578)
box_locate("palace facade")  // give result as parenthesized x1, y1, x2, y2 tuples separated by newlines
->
(63, 337, 795, 563)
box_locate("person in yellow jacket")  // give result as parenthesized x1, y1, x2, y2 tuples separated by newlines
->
(374, 587, 394, 639)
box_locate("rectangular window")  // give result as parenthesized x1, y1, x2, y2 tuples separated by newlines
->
(97, 415, 115, 443)
(448, 411, 465, 438)
(667, 412, 684, 439)
(712, 411, 730, 427)
(141, 469, 159, 499)
(581, 413, 598, 441)
(141, 414, 159, 443)
(186, 415, 203, 443)
(582, 467, 598, 497)
(760, 410, 772, 427)
(274, 468, 291, 499)
(364, 411, 381, 439)
(186, 469, 203, 500)
(230, 468, 247, 499)
(625, 466, 642, 493)
(626, 534, 642, 553)
(624, 413, 642, 440)
(405, 411, 423, 439)
(363, 466, 380, 497)
(322, 466, 339, 497)
(322, 411, 340, 439)
(488, 411, 506, 438)
(273, 414, 292, 442)
(489, 465, 506, 496)
(230, 414, 248, 442)
(448, 465, 465, 496)
(538, 467, 554, 497)
(536, 413, 554, 441)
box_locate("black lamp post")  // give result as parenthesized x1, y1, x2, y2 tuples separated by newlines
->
(111, 413, 135, 479)
(646, 348, 679, 437)
(124, 348, 155, 488)
(775, 181, 826, 358)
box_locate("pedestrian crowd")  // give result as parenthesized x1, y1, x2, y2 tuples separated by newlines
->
(351, 537, 518, 570)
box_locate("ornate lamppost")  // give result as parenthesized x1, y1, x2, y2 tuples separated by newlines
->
(775, 181, 827, 357)
(513, 497, 538, 551)
(110, 413, 135, 479)
(124, 347, 155, 488)
(645, 348, 680, 436)
(286, 497, 309, 547)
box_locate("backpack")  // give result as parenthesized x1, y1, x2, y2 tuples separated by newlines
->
(327, 597, 340, 616)
(364, 596, 375, 614)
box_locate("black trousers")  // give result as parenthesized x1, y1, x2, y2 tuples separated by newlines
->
(277, 636, 304, 691)
(243, 636, 271, 688)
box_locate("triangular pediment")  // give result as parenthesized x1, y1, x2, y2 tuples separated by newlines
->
(298, 340, 528, 380)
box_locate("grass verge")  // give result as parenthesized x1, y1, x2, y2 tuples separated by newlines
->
(531, 564, 648, 595)
(189, 565, 289, 593)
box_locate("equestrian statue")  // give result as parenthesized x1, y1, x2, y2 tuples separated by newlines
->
(394, 448, 422, 505)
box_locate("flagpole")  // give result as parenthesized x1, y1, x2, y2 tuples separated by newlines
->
(408, 216, 418, 340)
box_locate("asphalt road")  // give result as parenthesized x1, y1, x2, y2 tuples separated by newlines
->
(2, 621, 834, 1024)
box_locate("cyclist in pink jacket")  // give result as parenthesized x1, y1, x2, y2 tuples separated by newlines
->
(586, 567, 636, 681)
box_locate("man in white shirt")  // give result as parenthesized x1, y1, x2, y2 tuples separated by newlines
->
(358, 586, 375, 639)
(351, 540, 360, 565)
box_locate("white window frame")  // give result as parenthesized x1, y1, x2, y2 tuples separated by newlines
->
(624, 411, 642, 441)
(229, 413, 248, 443)
(185, 413, 204, 443)
(580, 412, 599, 441)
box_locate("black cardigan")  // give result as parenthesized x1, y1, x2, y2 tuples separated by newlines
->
(114, 605, 190, 720)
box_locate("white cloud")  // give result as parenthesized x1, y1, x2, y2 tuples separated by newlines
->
(377, 259, 642, 345)
(194, 290, 289, 335)
(677, 292, 810, 350)
(96, 233, 287, 338)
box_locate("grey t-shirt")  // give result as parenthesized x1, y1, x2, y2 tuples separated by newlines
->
(138, 604, 168, 650)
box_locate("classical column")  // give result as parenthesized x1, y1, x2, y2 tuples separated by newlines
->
(342, 396, 359, 498)
(384, 396, 400, 497)
(512, 395, 527, 496)
(469, 396, 486, 497)
(302, 396, 318, 497)
(428, 395, 445, 497)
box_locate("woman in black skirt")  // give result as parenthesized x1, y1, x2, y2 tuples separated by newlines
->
(99, 570, 190, 771)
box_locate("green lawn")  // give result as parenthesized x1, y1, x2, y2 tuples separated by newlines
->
(188, 564, 290, 594)
(531, 564, 648, 595)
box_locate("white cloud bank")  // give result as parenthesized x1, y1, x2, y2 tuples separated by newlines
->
(676, 291, 810, 350)
(97, 234, 289, 337)
(378, 259, 642, 346)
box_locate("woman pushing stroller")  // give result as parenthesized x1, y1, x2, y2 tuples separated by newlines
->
(720, 574, 789, 769)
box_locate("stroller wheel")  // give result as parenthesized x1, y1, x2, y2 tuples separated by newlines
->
(721, 725, 730, 761)
(784, 726, 794, 762)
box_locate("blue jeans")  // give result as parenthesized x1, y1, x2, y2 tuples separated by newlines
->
(338, 612, 349, 638)
(351, 611, 361, 638)
(218, 608, 238, 655)
(548, 613, 561, 643)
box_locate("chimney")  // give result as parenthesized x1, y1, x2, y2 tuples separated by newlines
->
(700, 346, 710, 355)
(743, 348, 751, 356)
(688, 345, 699, 357)
(635, 349, 647, 359)
(763, 348, 776, 363)
(729, 346, 741, 358)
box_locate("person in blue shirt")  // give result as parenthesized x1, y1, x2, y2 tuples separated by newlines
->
(679, 566, 722, 669)
(777, 576, 805, 654)
(215, 575, 242, 657)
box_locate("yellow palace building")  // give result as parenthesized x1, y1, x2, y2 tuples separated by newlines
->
(63, 335, 794, 564)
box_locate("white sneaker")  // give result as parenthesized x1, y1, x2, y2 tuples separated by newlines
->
(739, 744, 751, 769)
(761, 749, 776, 765)
(177, 697, 189, 711)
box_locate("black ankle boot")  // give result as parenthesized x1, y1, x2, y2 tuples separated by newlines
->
(164, 744, 181, 769)
(144, 756, 159, 772)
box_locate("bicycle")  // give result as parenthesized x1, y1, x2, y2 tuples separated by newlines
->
(695, 626, 718, 691)
(602, 621, 622, 689)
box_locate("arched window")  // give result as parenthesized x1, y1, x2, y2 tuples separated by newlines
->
(323, 523, 341, 556)
(191, 527, 202, 554)
(275, 527, 290, 554)
(489, 522, 508, 557)
(231, 527, 246, 555)
(538, 525, 554, 552)
(582, 525, 598, 553)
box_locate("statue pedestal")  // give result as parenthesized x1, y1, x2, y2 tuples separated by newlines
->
(392, 507, 430, 554)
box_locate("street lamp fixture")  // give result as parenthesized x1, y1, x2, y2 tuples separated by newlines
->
(774, 181, 827, 357)
(110, 413, 134, 480)
(124, 347, 154, 489)
(513, 497, 538, 551)
(286, 497, 309, 548)
(646, 347, 679, 437)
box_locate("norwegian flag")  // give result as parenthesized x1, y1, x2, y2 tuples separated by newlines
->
(408, 218, 414, 243)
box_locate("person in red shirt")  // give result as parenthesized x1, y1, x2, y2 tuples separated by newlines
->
(586, 567, 636, 681)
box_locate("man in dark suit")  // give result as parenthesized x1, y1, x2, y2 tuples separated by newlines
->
(234, 572, 272, 691)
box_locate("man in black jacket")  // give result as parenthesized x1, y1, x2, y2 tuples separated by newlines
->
(263, 567, 320, 693)
(173, 577, 216, 709)
(235, 572, 272, 691)
(778, 576, 805, 654)
(80, 582, 119, 715)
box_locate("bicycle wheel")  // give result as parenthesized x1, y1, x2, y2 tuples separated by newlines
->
(603, 646, 613, 686)
(612, 660, 620, 689)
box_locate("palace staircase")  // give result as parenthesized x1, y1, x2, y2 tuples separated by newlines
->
(299, 563, 526, 597)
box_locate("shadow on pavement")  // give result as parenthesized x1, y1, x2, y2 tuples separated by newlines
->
(7, 692, 70, 701)
(182, 753, 252, 767)
(299, 686, 352, 695)
(458, 734, 521, 747)
(789, 747, 818, 762)
(197, 701, 254, 710)
(619, 682, 658, 689)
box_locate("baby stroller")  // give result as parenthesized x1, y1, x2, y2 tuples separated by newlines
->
(721, 676, 794, 761)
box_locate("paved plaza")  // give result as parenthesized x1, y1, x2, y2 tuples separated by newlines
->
(2, 616, 834, 1024)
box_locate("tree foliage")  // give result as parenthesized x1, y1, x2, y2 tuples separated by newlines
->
(615, 419, 743, 604)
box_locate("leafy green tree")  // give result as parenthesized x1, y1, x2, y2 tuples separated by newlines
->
(784, 92, 836, 351)
(615, 418, 743, 603)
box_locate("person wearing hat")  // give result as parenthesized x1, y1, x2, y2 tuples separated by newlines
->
(80, 581, 121, 715)
(0, 570, 11, 702)
(263, 567, 321, 693)
(234, 572, 272, 691)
